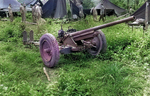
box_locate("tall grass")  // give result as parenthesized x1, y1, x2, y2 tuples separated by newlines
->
(0, 15, 150, 95)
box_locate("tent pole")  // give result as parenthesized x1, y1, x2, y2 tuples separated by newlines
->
(70, 1, 73, 19)
(145, 1, 149, 30)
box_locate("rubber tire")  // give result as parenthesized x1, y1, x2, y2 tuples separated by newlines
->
(40, 33, 60, 67)
(88, 31, 103, 56)
(99, 31, 107, 53)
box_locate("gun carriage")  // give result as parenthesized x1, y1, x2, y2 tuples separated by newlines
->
(23, 16, 135, 67)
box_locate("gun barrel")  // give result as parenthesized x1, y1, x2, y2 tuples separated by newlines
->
(70, 16, 135, 36)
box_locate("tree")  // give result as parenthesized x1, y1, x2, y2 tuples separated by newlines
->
(82, 0, 94, 9)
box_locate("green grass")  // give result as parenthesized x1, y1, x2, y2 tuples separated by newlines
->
(0, 14, 150, 96)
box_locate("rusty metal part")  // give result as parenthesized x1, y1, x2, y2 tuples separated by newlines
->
(60, 47, 72, 54)
(73, 31, 94, 41)
(82, 40, 96, 49)
(87, 31, 103, 56)
(70, 16, 135, 36)
(59, 16, 135, 54)
(63, 36, 77, 47)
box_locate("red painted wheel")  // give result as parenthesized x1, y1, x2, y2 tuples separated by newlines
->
(99, 31, 107, 53)
(88, 31, 103, 56)
(40, 33, 60, 67)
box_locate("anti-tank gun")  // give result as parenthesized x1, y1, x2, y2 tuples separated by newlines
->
(24, 16, 135, 67)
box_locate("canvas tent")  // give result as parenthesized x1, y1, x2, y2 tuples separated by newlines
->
(95, 0, 126, 16)
(54, 0, 67, 18)
(71, 0, 91, 15)
(70, 0, 80, 17)
(18, 0, 43, 7)
(0, 0, 21, 12)
(70, 0, 89, 18)
(42, 0, 67, 18)
(72, 0, 83, 4)
(0, 0, 40, 12)
(132, 2, 150, 22)
(41, 0, 48, 5)
(26, 0, 43, 7)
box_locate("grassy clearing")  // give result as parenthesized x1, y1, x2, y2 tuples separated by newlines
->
(0, 14, 150, 95)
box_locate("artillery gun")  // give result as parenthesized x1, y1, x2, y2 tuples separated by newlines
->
(23, 16, 135, 67)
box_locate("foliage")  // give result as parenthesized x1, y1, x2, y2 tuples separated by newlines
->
(83, 0, 94, 9)
(109, 0, 146, 10)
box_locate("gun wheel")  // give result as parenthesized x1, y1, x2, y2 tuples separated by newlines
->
(40, 33, 60, 68)
(88, 32, 103, 56)
(99, 31, 107, 53)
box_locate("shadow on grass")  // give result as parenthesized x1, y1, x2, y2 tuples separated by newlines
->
(56, 52, 96, 69)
